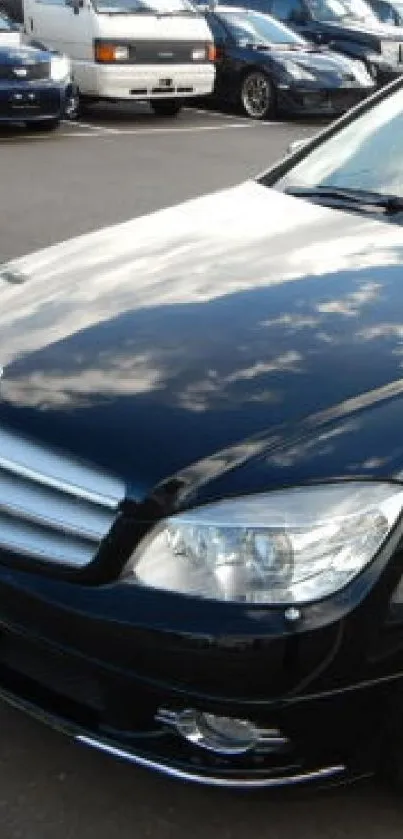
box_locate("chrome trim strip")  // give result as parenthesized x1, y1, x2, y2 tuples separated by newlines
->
(0, 473, 113, 541)
(0, 685, 345, 789)
(0, 427, 124, 509)
(77, 735, 345, 789)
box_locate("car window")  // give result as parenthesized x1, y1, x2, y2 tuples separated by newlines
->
(218, 10, 307, 42)
(272, 85, 403, 200)
(245, 0, 273, 12)
(305, 0, 377, 21)
(270, 0, 307, 21)
(370, 0, 397, 21)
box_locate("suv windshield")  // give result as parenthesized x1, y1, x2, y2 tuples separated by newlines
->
(220, 10, 306, 45)
(306, 0, 377, 22)
(270, 84, 403, 202)
(92, 0, 197, 14)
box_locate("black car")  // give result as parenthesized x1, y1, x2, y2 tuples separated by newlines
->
(0, 12, 77, 129)
(3, 77, 403, 792)
(212, 0, 403, 85)
(204, 6, 375, 117)
(368, 0, 403, 25)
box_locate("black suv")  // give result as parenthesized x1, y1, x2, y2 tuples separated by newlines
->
(214, 0, 403, 84)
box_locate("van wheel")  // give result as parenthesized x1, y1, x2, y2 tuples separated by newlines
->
(28, 118, 60, 131)
(151, 100, 182, 117)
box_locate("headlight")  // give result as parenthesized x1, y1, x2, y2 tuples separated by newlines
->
(351, 59, 373, 84)
(282, 60, 317, 81)
(192, 47, 206, 61)
(126, 483, 403, 605)
(50, 54, 71, 82)
(94, 42, 130, 62)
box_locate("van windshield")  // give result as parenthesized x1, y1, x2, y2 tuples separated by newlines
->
(92, 0, 198, 14)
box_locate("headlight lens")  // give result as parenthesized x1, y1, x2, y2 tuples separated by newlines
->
(282, 60, 317, 81)
(50, 54, 71, 82)
(192, 47, 206, 61)
(127, 483, 403, 605)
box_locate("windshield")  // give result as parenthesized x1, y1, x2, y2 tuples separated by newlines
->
(220, 10, 306, 45)
(306, 0, 377, 22)
(272, 84, 403, 201)
(92, 0, 197, 14)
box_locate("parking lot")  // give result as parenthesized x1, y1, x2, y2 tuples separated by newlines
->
(0, 103, 317, 260)
(1, 102, 402, 839)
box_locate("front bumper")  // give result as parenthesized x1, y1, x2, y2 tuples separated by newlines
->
(0, 81, 67, 123)
(75, 61, 215, 100)
(0, 559, 401, 789)
(276, 83, 375, 116)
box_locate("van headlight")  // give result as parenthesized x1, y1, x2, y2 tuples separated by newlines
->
(50, 54, 71, 82)
(192, 47, 206, 61)
(125, 483, 403, 605)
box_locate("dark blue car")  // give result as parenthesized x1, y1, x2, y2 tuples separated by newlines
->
(0, 12, 77, 130)
(203, 5, 376, 118)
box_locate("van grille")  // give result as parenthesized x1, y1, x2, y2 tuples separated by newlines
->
(0, 427, 124, 569)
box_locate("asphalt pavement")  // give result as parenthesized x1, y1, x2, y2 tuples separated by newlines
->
(1, 101, 402, 839)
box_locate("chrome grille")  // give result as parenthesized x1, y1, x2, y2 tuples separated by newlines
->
(0, 427, 125, 568)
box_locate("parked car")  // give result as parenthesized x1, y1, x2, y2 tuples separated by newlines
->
(207, 0, 403, 85)
(368, 0, 403, 25)
(0, 11, 77, 128)
(3, 75, 403, 791)
(203, 6, 375, 117)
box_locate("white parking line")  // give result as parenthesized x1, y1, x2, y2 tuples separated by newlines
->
(62, 119, 120, 133)
(185, 107, 289, 126)
(0, 121, 255, 141)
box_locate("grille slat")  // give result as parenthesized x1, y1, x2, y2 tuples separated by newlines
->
(0, 427, 125, 569)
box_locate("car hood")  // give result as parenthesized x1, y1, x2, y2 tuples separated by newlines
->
(268, 46, 373, 82)
(2, 181, 403, 505)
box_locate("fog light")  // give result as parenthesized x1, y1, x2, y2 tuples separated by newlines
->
(156, 708, 287, 755)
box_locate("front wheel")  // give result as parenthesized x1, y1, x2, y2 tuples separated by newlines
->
(28, 117, 60, 131)
(151, 100, 182, 117)
(240, 71, 275, 120)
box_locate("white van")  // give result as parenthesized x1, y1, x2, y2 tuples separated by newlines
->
(22, 0, 215, 115)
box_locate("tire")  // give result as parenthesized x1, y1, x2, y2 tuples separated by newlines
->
(64, 87, 80, 121)
(151, 100, 182, 118)
(240, 70, 275, 120)
(28, 118, 60, 131)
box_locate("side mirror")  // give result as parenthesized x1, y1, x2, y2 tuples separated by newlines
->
(287, 137, 311, 155)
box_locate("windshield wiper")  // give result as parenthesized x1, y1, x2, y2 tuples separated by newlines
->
(284, 185, 403, 214)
